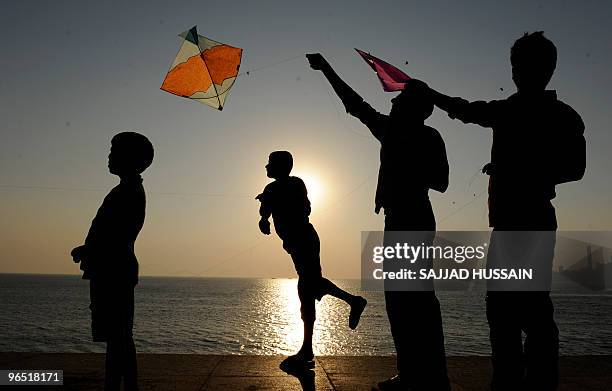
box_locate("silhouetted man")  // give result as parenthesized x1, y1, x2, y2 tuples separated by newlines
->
(72, 132, 154, 391)
(257, 151, 367, 368)
(308, 54, 450, 391)
(426, 32, 586, 390)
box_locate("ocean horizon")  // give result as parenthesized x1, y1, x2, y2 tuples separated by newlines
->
(1, 274, 611, 356)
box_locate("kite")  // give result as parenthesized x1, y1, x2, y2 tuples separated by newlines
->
(161, 26, 243, 110)
(355, 48, 411, 92)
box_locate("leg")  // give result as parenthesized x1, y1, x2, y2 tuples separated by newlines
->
(123, 285, 138, 391)
(319, 278, 367, 330)
(487, 292, 525, 391)
(380, 210, 445, 390)
(123, 335, 138, 391)
(105, 333, 138, 391)
(385, 291, 450, 391)
(297, 277, 316, 359)
(104, 338, 122, 391)
(411, 292, 450, 391)
(523, 293, 559, 391)
(301, 318, 315, 358)
(105, 284, 138, 391)
(523, 232, 558, 390)
(319, 277, 354, 303)
(289, 225, 367, 330)
(384, 290, 408, 376)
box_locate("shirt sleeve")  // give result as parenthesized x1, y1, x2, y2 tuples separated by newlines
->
(446, 97, 503, 129)
(295, 178, 312, 217)
(550, 102, 586, 184)
(348, 100, 388, 142)
(427, 129, 450, 193)
(85, 187, 144, 250)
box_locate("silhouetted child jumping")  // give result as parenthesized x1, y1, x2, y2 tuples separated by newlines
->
(71, 132, 154, 391)
(256, 151, 367, 368)
(426, 32, 585, 391)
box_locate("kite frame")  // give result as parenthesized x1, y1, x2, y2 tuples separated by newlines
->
(160, 26, 242, 111)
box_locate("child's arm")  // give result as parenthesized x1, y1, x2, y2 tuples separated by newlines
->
(427, 85, 501, 129)
(551, 103, 586, 185)
(428, 131, 450, 193)
(71, 245, 87, 263)
(255, 191, 272, 235)
(307, 53, 387, 140)
(75, 187, 144, 277)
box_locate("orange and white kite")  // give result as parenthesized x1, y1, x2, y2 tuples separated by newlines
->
(161, 26, 242, 110)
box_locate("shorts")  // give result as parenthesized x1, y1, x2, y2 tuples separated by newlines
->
(282, 223, 323, 278)
(282, 224, 324, 321)
(89, 279, 135, 342)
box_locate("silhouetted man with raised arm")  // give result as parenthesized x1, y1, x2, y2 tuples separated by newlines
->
(426, 32, 586, 390)
(72, 132, 154, 391)
(257, 151, 367, 369)
(308, 54, 450, 391)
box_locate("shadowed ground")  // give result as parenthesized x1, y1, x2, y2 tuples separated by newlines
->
(0, 354, 610, 390)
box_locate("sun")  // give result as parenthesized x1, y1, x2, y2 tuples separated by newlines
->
(294, 171, 324, 207)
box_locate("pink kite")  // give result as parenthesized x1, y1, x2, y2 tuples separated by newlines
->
(355, 48, 411, 92)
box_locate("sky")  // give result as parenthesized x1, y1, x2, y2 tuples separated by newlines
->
(1, 0, 611, 278)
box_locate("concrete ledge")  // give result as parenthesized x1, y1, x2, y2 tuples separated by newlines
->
(0, 353, 610, 390)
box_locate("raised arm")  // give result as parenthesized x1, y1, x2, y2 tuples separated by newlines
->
(427, 86, 501, 129)
(307, 53, 364, 110)
(307, 53, 387, 140)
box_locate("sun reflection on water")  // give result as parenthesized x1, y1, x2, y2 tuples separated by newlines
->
(275, 279, 304, 354)
(258, 278, 358, 356)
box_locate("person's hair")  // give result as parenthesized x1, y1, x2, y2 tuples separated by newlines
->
(510, 31, 557, 86)
(399, 82, 434, 120)
(269, 151, 293, 175)
(111, 132, 154, 174)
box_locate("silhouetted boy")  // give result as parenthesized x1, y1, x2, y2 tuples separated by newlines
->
(426, 32, 586, 390)
(308, 54, 450, 391)
(257, 151, 367, 368)
(72, 132, 154, 391)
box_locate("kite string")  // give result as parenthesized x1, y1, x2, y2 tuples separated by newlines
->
(187, 173, 375, 277)
(237, 54, 304, 77)
(204, 174, 489, 276)
(438, 187, 488, 224)
(316, 74, 370, 138)
(234, 52, 370, 139)
(0, 184, 252, 198)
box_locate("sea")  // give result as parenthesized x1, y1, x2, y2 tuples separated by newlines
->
(1, 274, 611, 355)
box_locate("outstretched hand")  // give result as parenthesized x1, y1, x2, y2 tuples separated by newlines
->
(259, 219, 271, 235)
(306, 53, 330, 71)
(404, 78, 430, 93)
(71, 245, 86, 263)
(482, 162, 494, 175)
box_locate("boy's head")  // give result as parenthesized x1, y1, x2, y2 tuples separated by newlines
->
(390, 80, 434, 123)
(108, 132, 154, 176)
(266, 151, 293, 179)
(511, 31, 557, 92)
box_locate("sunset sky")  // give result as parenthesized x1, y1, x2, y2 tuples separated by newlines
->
(1, 0, 611, 278)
